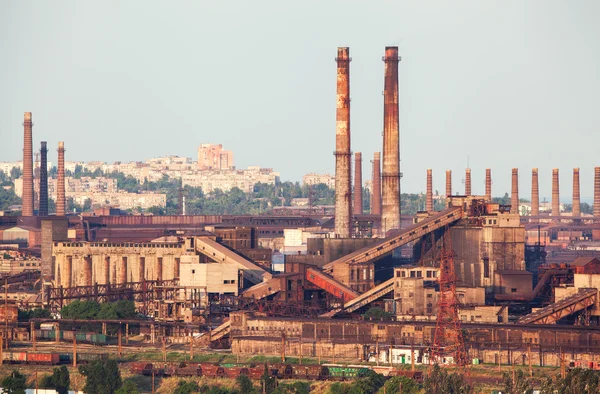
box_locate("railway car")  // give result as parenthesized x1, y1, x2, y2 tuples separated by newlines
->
(292, 364, 330, 380)
(2, 351, 27, 364)
(28, 353, 60, 365)
(202, 364, 227, 377)
(390, 369, 424, 384)
(167, 362, 203, 377)
(327, 365, 369, 379)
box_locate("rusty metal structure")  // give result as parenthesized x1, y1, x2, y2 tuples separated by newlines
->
(334, 47, 352, 238)
(511, 168, 519, 215)
(595, 167, 600, 219)
(485, 168, 492, 202)
(22, 112, 34, 217)
(573, 168, 581, 218)
(426, 169, 433, 212)
(552, 168, 560, 222)
(353, 152, 363, 215)
(445, 170, 452, 197)
(381, 46, 401, 234)
(531, 168, 539, 220)
(39, 142, 49, 217)
(56, 142, 66, 216)
(371, 152, 381, 216)
(431, 234, 467, 365)
(464, 168, 471, 196)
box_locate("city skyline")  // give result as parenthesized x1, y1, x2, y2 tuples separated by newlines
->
(1, 1, 599, 198)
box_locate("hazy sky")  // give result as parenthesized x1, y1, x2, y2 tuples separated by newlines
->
(1, 1, 599, 201)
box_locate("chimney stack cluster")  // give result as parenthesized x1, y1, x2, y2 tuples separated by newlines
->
(353, 152, 363, 215)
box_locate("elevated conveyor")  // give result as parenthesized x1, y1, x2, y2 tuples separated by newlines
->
(323, 207, 463, 274)
(241, 277, 283, 299)
(306, 267, 359, 303)
(207, 320, 231, 342)
(320, 277, 397, 317)
(517, 288, 597, 324)
(196, 236, 272, 284)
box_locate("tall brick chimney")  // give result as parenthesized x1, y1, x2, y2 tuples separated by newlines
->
(445, 170, 452, 197)
(485, 168, 492, 201)
(464, 169, 471, 196)
(572, 168, 581, 218)
(56, 142, 66, 216)
(39, 142, 49, 216)
(531, 168, 539, 220)
(371, 152, 381, 216)
(381, 46, 401, 233)
(353, 152, 363, 215)
(334, 47, 352, 238)
(426, 169, 433, 212)
(22, 112, 34, 216)
(595, 167, 600, 219)
(552, 168, 560, 222)
(511, 168, 519, 215)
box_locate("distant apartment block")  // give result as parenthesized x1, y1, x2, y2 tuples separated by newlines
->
(0, 161, 52, 176)
(182, 166, 279, 193)
(197, 144, 234, 170)
(302, 173, 336, 189)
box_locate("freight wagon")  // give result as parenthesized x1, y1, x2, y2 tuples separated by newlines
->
(1, 352, 59, 365)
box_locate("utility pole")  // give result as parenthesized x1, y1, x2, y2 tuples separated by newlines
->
(73, 333, 77, 368)
(118, 329, 122, 357)
(162, 336, 167, 362)
(528, 344, 532, 377)
(31, 321, 36, 351)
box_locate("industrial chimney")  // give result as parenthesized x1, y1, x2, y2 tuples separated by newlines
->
(39, 142, 49, 216)
(552, 168, 560, 222)
(57, 142, 66, 216)
(353, 152, 363, 215)
(511, 168, 519, 215)
(371, 152, 381, 216)
(485, 168, 492, 202)
(573, 168, 581, 218)
(445, 170, 452, 197)
(381, 46, 401, 234)
(465, 169, 471, 196)
(426, 169, 433, 212)
(22, 112, 34, 217)
(595, 167, 600, 219)
(531, 168, 539, 221)
(334, 47, 352, 237)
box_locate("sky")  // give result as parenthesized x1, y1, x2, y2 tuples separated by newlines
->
(1, 1, 599, 201)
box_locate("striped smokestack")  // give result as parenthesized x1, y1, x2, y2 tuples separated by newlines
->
(22, 112, 34, 216)
(595, 167, 600, 219)
(353, 152, 363, 215)
(572, 168, 580, 218)
(39, 142, 49, 216)
(552, 168, 560, 221)
(381, 46, 401, 233)
(511, 168, 519, 214)
(57, 141, 66, 216)
(446, 170, 452, 197)
(485, 168, 492, 201)
(426, 169, 433, 212)
(371, 152, 381, 215)
(334, 47, 352, 237)
(531, 168, 539, 220)
(465, 169, 471, 196)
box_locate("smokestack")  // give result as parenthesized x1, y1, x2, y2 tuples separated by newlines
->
(552, 168, 560, 221)
(445, 170, 452, 197)
(371, 152, 381, 215)
(381, 46, 401, 233)
(22, 112, 34, 216)
(485, 168, 492, 201)
(353, 152, 363, 215)
(511, 168, 519, 214)
(595, 167, 600, 218)
(334, 47, 352, 237)
(57, 142, 66, 216)
(465, 169, 471, 196)
(39, 142, 49, 216)
(573, 168, 581, 218)
(426, 169, 433, 212)
(531, 168, 539, 220)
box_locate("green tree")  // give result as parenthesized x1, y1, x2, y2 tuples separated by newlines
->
(364, 307, 393, 320)
(540, 368, 600, 394)
(115, 380, 140, 394)
(40, 366, 70, 394)
(236, 374, 256, 393)
(273, 382, 310, 394)
(423, 364, 471, 394)
(378, 376, 420, 393)
(1, 370, 27, 394)
(9, 167, 22, 181)
(173, 380, 199, 394)
(502, 369, 533, 394)
(0, 187, 21, 211)
(79, 359, 122, 394)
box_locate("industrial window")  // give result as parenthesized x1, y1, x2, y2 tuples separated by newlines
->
(191, 270, 195, 274)
(511, 288, 517, 293)
(426, 271, 432, 278)
(416, 271, 422, 278)
(410, 271, 416, 278)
